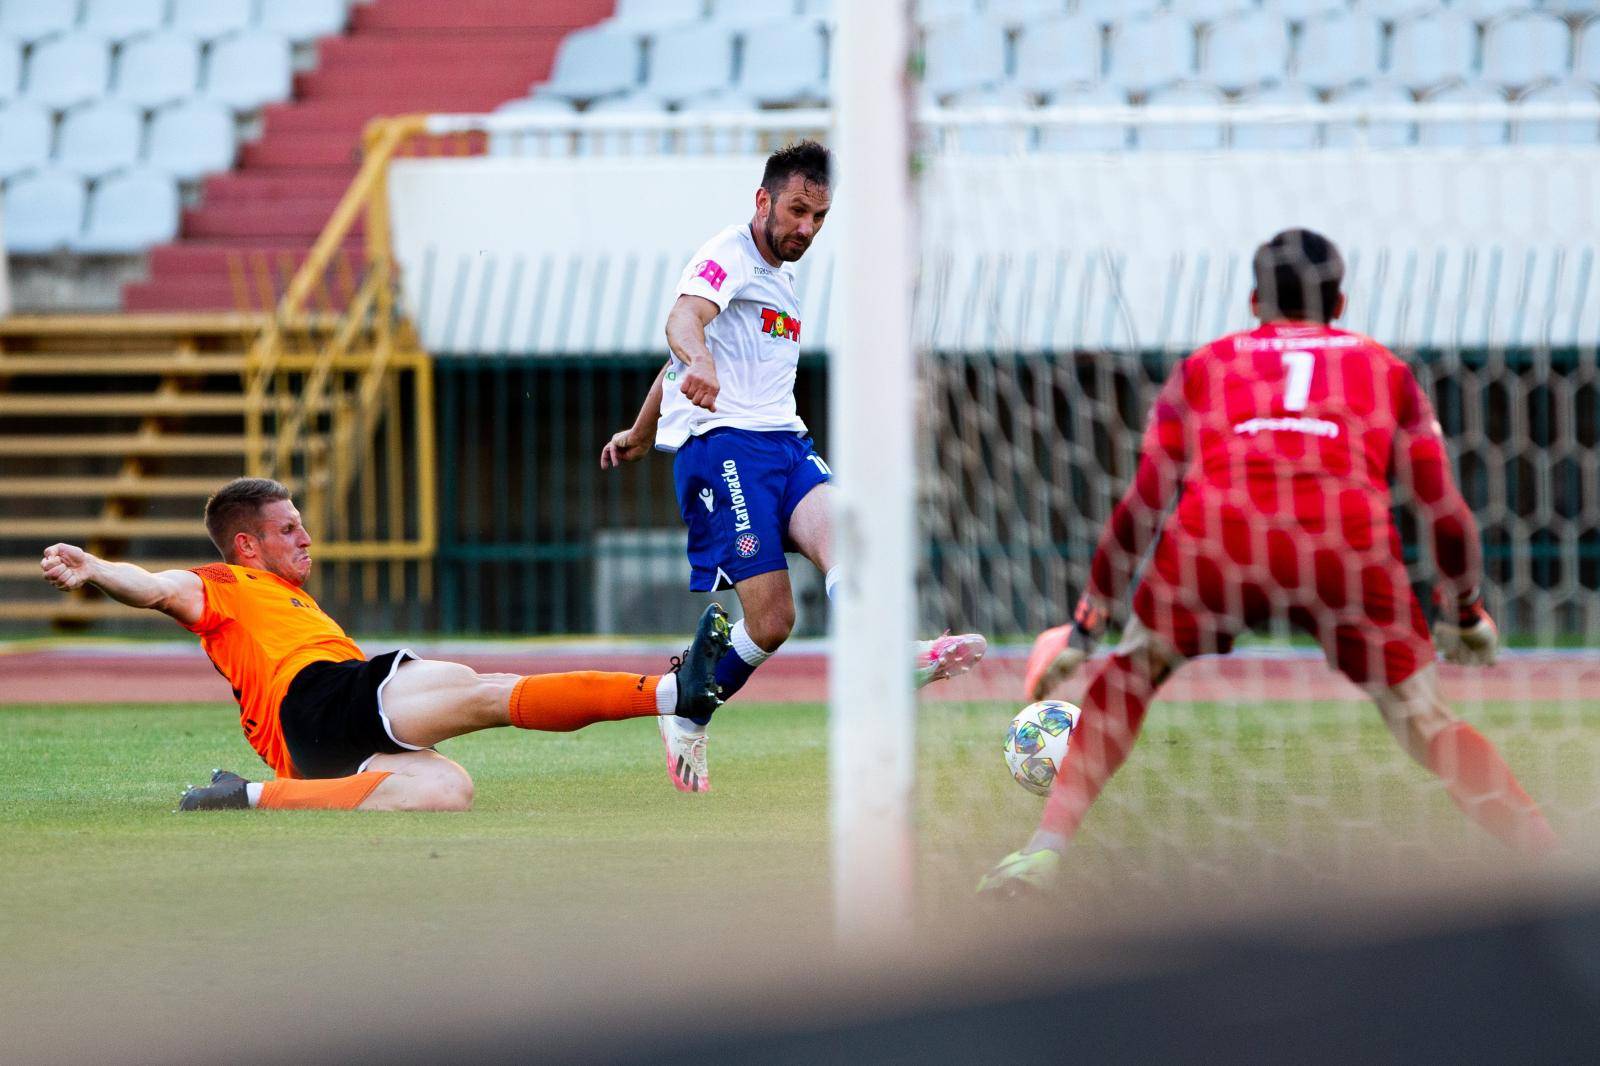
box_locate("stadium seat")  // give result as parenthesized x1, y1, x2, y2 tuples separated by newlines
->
(923, 17, 1009, 100)
(540, 25, 643, 103)
(1481, 14, 1570, 89)
(75, 168, 179, 253)
(260, 0, 351, 44)
(114, 32, 202, 109)
(1014, 16, 1101, 96)
(146, 99, 236, 180)
(1512, 81, 1600, 146)
(170, 0, 255, 41)
(2, 169, 85, 253)
(1230, 83, 1321, 149)
(1138, 82, 1227, 150)
(986, 0, 1067, 28)
(81, 0, 165, 40)
(0, 35, 19, 102)
(644, 23, 736, 103)
(1387, 14, 1477, 92)
(943, 86, 1035, 155)
(577, 94, 672, 156)
(1450, 0, 1541, 18)
(917, 0, 976, 21)
(1323, 81, 1414, 148)
(0, 0, 77, 46)
(1074, 0, 1163, 24)
(1107, 14, 1196, 94)
(609, 0, 705, 30)
(1201, 12, 1292, 93)
(1037, 82, 1128, 152)
(799, 0, 835, 21)
(0, 100, 52, 180)
(735, 19, 829, 106)
(205, 31, 294, 111)
(1294, 12, 1383, 91)
(1167, 0, 1258, 19)
(55, 101, 142, 177)
(1261, 0, 1347, 19)
(707, 0, 799, 28)
(488, 96, 575, 159)
(1579, 20, 1600, 84)
(1417, 83, 1509, 147)
(1350, 0, 1439, 21)
(27, 34, 113, 111)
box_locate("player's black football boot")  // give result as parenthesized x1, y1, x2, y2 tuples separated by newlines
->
(670, 602, 733, 720)
(177, 768, 251, 811)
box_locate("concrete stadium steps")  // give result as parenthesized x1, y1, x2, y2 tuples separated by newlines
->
(129, 0, 615, 312)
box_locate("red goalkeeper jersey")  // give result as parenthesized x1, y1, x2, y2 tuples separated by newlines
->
(1089, 320, 1480, 608)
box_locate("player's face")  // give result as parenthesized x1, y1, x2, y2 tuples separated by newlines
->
(246, 499, 314, 585)
(761, 175, 831, 262)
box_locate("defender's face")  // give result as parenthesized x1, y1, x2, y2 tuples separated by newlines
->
(761, 174, 831, 262)
(248, 499, 314, 585)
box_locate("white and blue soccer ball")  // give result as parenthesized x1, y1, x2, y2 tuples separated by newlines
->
(1003, 700, 1079, 796)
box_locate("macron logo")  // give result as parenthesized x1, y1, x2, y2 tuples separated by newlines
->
(1234, 416, 1341, 439)
(698, 487, 715, 513)
(694, 259, 727, 291)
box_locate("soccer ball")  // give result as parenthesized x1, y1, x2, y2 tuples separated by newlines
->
(1003, 700, 1079, 796)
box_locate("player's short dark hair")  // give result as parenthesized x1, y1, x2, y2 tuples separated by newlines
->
(1252, 228, 1345, 322)
(204, 477, 291, 559)
(762, 140, 832, 198)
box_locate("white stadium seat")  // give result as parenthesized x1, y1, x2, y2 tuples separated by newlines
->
(644, 23, 736, 103)
(943, 86, 1036, 155)
(707, 0, 798, 28)
(56, 100, 142, 177)
(1387, 14, 1476, 92)
(1107, 14, 1196, 94)
(81, 0, 165, 40)
(1138, 82, 1228, 150)
(1578, 20, 1600, 84)
(609, 0, 705, 30)
(1261, 0, 1347, 19)
(923, 17, 1009, 100)
(736, 19, 829, 107)
(1351, 0, 1440, 21)
(1323, 80, 1414, 148)
(1513, 81, 1600, 147)
(1014, 15, 1101, 96)
(1294, 12, 1383, 91)
(75, 168, 179, 253)
(986, 0, 1067, 28)
(1202, 12, 1292, 93)
(205, 30, 294, 111)
(488, 96, 575, 159)
(916, 0, 976, 22)
(1481, 13, 1570, 89)
(0, 35, 19, 102)
(1037, 82, 1128, 152)
(1167, 0, 1257, 19)
(0, 0, 78, 46)
(114, 32, 203, 109)
(0, 100, 53, 179)
(146, 99, 237, 180)
(259, 0, 351, 44)
(25, 34, 111, 110)
(1417, 83, 1509, 148)
(1450, 0, 1540, 18)
(577, 93, 671, 156)
(1075, 0, 1162, 24)
(541, 25, 643, 103)
(3, 169, 85, 252)
(170, 0, 255, 41)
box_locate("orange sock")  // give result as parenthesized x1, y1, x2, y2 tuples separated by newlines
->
(509, 671, 660, 732)
(258, 771, 391, 810)
(1425, 721, 1557, 854)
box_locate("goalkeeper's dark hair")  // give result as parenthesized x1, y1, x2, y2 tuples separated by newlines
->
(1252, 228, 1345, 322)
(204, 477, 291, 559)
(762, 140, 832, 197)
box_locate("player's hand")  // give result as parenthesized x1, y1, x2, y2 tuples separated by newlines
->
(1433, 589, 1498, 667)
(600, 427, 650, 469)
(679, 360, 719, 412)
(40, 543, 94, 592)
(1023, 594, 1109, 701)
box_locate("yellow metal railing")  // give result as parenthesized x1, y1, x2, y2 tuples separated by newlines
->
(242, 115, 438, 604)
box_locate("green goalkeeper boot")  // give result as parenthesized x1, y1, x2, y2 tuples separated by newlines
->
(976, 848, 1061, 899)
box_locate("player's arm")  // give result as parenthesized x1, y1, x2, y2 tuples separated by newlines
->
(601, 362, 669, 468)
(664, 293, 722, 412)
(1389, 365, 1496, 665)
(39, 543, 204, 627)
(1024, 363, 1190, 700)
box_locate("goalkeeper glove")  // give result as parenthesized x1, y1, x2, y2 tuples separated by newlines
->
(1432, 587, 1498, 667)
(1022, 593, 1109, 701)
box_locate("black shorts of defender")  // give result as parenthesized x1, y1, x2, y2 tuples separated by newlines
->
(279, 650, 421, 779)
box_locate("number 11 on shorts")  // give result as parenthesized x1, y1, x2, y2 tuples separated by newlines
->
(1281, 350, 1315, 411)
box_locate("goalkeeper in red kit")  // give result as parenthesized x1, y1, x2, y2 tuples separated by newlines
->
(979, 229, 1557, 897)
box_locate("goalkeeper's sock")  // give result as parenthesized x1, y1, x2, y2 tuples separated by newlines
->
(694, 619, 770, 723)
(257, 772, 391, 810)
(824, 567, 842, 600)
(509, 671, 661, 732)
(1036, 652, 1158, 842)
(1424, 721, 1558, 854)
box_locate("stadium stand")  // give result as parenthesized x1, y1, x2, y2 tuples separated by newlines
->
(4, 169, 83, 253)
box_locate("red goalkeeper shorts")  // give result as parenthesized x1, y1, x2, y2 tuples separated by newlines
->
(1131, 526, 1434, 688)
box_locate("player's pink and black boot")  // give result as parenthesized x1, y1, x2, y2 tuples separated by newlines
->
(658, 603, 734, 792)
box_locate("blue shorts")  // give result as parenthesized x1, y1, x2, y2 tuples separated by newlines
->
(673, 427, 831, 591)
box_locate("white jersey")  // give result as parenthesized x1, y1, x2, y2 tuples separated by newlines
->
(654, 224, 809, 452)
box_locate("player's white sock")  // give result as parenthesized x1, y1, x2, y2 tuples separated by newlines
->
(824, 567, 842, 600)
(655, 672, 678, 715)
(729, 618, 772, 667)
(246, 782, 263, 808)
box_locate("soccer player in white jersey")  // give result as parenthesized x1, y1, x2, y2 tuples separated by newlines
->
(602, 141, 986, 793)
